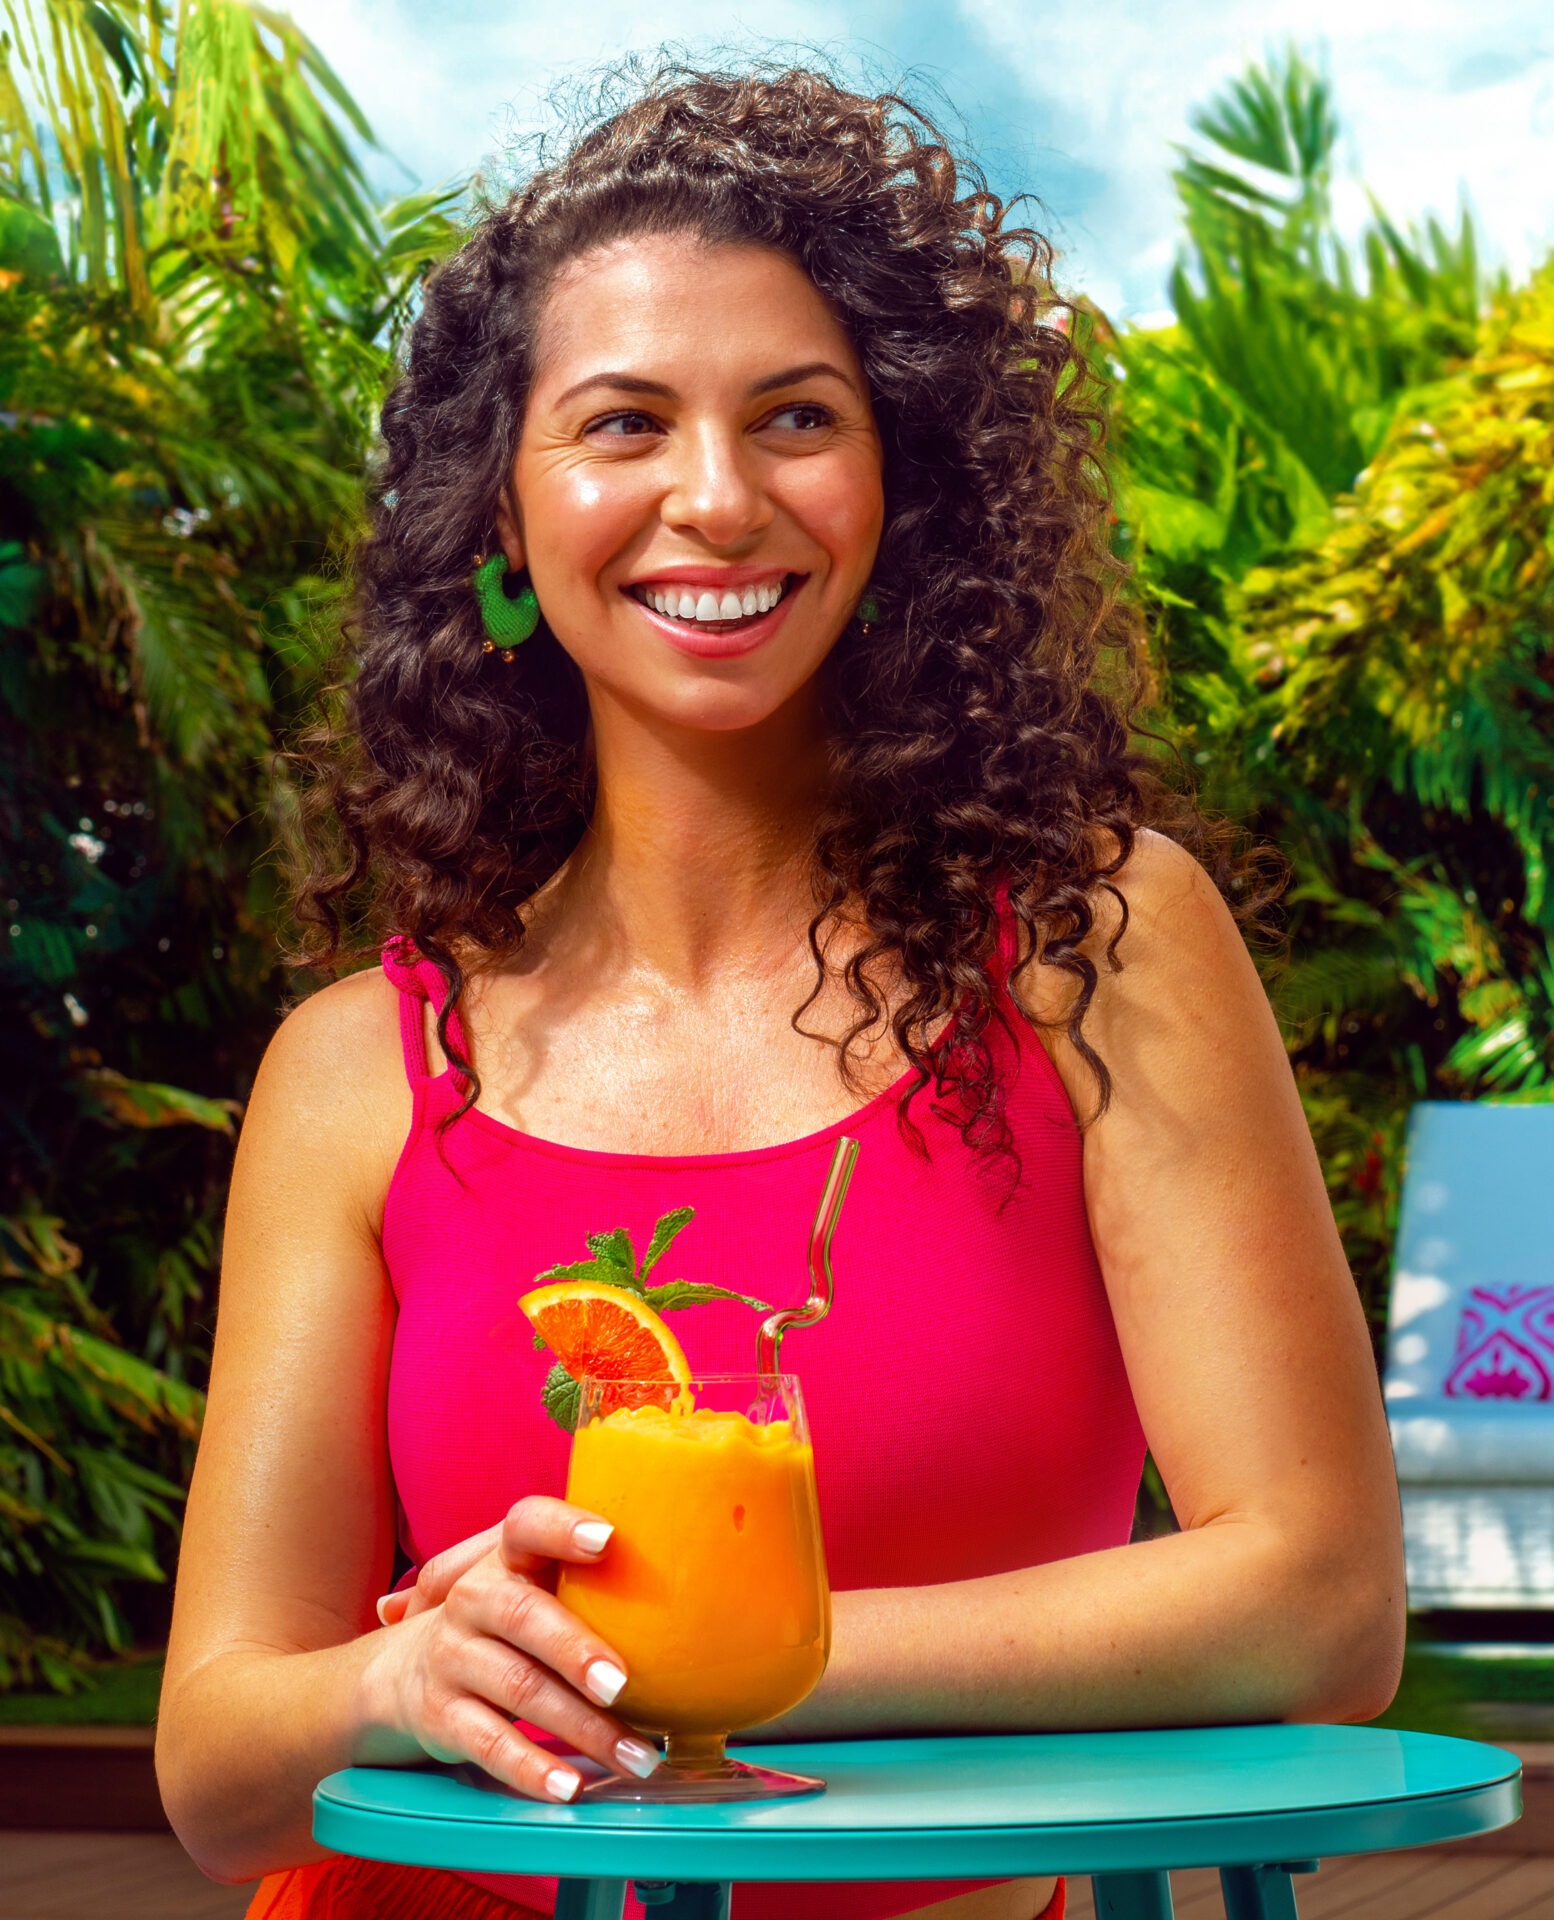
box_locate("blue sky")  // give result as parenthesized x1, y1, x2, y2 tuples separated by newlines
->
(296, 0, 1554, 318)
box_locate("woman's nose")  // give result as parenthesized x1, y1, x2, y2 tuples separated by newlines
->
(661, 422, 773, 547)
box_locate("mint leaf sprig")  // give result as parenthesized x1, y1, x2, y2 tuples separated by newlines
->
(532, 1206, 772, 1432)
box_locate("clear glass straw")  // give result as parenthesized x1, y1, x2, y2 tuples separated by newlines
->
(758, 1134, 859, 1384)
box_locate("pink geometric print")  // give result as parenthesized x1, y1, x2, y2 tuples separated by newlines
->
(1443, 1285, 1554, 1399)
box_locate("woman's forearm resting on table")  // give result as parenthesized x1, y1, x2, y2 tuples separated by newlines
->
(159, 1502, 666, 1884)
(759, 1513, 1403, 1742)
(158, 1633, 408, 1884)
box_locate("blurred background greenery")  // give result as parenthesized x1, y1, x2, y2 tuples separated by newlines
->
(2, 3, 1552, 1720)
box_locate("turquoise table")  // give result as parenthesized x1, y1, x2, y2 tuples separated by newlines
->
(314, 1725, 1520, 1920)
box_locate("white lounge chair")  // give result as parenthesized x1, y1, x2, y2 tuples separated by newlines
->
(1385, 1100, 1554, 1610)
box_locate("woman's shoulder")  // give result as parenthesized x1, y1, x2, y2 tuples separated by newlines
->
(264, 964, 407, 1075)
(1022, 828, 1246, 999)
(239, 967, 413, 1215)
(1015, 828, 1268, 1113)
(1097, 827, 1239, 955)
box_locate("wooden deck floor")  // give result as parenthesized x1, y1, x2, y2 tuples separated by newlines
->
(2, 1840, 1552, 1920)
(1066, 1853, 1554, 1920)
(0, 1834, 249, 1918)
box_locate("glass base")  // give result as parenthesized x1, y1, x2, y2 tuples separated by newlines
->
(583, 1755, 825, 1803)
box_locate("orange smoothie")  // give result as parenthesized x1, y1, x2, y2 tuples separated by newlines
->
(558, 1402, 830, 1736)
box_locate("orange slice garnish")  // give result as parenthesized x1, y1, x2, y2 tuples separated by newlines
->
(519, 1280, 693, 1416)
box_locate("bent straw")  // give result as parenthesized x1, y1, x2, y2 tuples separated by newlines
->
(758, 1134, 860, 1384)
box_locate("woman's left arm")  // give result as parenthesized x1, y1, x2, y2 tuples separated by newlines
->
(770, 831, 1404, 1735)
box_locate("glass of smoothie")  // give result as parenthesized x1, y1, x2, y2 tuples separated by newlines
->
(557, 1371, 830, 1801)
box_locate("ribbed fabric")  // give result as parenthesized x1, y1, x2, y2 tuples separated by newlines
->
(248, 1860, 1066, 1920)
(246, 1856, 543, 1918)
(372, 925, 1142, 1919)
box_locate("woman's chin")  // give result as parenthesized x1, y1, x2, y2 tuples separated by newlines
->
(653, 687, 809, 735)
(590, 662, 825, 738)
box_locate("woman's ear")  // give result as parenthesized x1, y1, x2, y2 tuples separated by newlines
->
(493, 488, 526, 572)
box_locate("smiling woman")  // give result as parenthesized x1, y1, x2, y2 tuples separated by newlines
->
(291, 65, 1160, 1146)
(155, 60, 1404, 1920)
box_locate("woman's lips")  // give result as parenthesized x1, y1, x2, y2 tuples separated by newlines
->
(624, 574, 804, 659)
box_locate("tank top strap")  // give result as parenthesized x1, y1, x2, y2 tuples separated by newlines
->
(991, 878, 1019, 985)
(381, 937, 470, 1088)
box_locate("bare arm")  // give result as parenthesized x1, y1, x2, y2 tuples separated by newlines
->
(155, 976, 656, 1884)
(759, 834, 1404, 1736)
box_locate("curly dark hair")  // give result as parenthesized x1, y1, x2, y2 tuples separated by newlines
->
(295, 60, 1256, 1146)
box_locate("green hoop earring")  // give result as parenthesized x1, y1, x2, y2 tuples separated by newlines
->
(472, 552, 540, 657)
(857, 593, 879, 629)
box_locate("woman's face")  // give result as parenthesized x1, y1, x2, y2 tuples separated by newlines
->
(501, 234, 884, 735)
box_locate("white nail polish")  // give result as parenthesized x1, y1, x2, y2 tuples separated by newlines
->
(374, 1595, 393, 1627)
(586, 1659, 628, 1706)
(573, 1520, 613, 1553)
(547, 1768, 581, 1802)
(617, 1737, 662, 1779)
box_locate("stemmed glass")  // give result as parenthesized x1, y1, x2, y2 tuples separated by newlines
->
(556, 1371, 829, 1801)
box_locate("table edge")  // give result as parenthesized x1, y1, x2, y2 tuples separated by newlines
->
(312, 1776, 1522, 1879)
(313, 1746, 1524, 1832)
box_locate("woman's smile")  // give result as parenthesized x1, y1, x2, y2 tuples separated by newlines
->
(625, 567, 804, 658)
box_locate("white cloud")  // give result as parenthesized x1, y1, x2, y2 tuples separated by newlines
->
(289, 0, 1554, 315)
(292, 0, 844, 197)
(963, 0, 1554, 311)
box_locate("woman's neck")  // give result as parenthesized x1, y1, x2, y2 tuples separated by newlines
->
(543, 688, 830, 989)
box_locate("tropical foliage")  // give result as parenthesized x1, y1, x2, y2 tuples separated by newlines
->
(1109, 51, 1553, 1335)
(0, 0, 459, 1685)
(1, 1206, 201, 1687)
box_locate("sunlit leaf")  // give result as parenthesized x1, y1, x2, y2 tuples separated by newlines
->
(77, 1068, 242, 1134)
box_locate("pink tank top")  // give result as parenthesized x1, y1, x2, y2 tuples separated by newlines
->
(379, 928, 1144, 1919)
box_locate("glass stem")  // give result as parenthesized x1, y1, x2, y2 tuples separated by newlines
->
(664, 1731, 729, 1773)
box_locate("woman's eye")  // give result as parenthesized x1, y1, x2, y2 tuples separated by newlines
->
(586, 411, 661, 438)
(765, 403, 834, 433)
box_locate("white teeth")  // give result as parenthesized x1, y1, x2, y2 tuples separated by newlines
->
(640, 579, 787, 620)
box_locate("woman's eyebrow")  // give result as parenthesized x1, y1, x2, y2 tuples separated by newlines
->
(552, 361, 860, 409)
(748, 360, 860, 397)
(553, 372, 675, 407)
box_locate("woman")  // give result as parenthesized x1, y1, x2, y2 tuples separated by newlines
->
(156, 64, 1404, 1920)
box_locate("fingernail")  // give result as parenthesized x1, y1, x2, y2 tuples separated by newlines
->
(374, 1594, 394, 1627)
(585, 1659, 627, 1706)
(573, 1520, 613, 1554)
(616, 1737, 661, 1780)
(546, 1768, 581, 1803)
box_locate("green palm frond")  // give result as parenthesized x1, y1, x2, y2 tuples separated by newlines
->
(1273, 942, 1421, 1036)
(0, 1212, 203, 1688)
(1187, 48, 1336, 189)
(1, 0, 162, 303)
(160, 0, 380, 295)
(0, 0, 462, 1691)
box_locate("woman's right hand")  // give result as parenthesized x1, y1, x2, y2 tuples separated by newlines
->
(357, 1495, 660, 1803)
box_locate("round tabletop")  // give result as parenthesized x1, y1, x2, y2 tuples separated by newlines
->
(313, 1724, 1521, 1882)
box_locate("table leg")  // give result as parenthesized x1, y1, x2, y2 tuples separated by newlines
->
(553, 1879, 627, 1920)
(633, 1884, 732, 1919)
(1220, 1865, 1310, 1920)
(1091, 1871, 1174, 1920)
